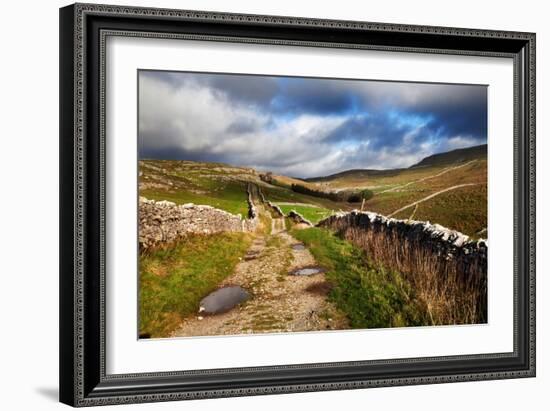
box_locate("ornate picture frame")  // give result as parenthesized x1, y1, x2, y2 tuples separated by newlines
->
(59, 3, 535, 407)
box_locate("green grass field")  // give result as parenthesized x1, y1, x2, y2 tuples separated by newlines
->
(140, 160, 250, 216)
(276, 204, 333, 224)
(291, 227, 427, 328)
(139, 232, 251, 338)
(141, 181, 249, 216)
(261, 184, 351, 212)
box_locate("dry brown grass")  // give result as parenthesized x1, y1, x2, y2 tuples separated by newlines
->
(392, 184, 487, 237)
(320, 215, 487, 325)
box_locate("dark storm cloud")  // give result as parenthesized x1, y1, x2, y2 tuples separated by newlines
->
(138, 144, 226, 163)
(422, 87, 487, 140)
(319, 82, 487, 155)
(270, 78, 356, 115)
(225, 118, 263, 134)
(366, 82, 488, 141)
(138, 71, 487, 177)
(208, 75, 279, 106)
(323, 113, 415, 150)
(141, 70, 279, 106)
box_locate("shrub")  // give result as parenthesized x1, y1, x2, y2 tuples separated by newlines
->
(345, 189, 374, 203)
(360, 189, 374, 201)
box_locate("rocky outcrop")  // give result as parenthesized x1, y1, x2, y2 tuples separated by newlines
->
(139, 197, 258, 251)
(287, 210, 313, 227)
(317, 210, 487, 323)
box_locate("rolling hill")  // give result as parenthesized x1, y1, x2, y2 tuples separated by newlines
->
(410, 144, 487, 168)
(139, 143, 487, 237)
(304, 167, 404, 183)
(305, 144, 487, 183)
(287, 144, 488, 236)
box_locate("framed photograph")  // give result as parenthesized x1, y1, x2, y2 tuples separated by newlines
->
(59, 3, 536, 407)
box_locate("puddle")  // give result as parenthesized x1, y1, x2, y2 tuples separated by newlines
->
(290, 266, 325, 276)
(199, 286, 250, 314)
(291, 243, 306, 251)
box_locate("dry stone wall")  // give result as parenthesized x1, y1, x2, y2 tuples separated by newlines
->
(246, 184, 258, 220)
(255, 185, 286, 219)
(287, 210, 313, 226)
(139, 197, 258, 251)
(265, 201, 285, 218)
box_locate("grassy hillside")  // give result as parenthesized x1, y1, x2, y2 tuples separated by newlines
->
(296, 146, 488, 237)
(391, 182, 487, 236)
(306, 144, 486, 184)
(411, 144, 487, 168)
(305, 167, 405, 184)
(140, 160, 352, 215)
(363, 160, 486, 208)
(140, 144, 487, 237)
(139, 160, 256, 216)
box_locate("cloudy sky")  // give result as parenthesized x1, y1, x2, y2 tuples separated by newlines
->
(138, 70, 487, 178)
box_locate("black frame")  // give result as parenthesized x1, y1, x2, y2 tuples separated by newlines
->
(60, 3, 536, 407)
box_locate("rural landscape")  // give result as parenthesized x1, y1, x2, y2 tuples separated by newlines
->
(138, 70, 488, 339)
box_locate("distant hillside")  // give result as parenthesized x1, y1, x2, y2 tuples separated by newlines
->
(304, 168, 405, 183)
(305, 144, 487, 182)
(410, 144, 487, 168)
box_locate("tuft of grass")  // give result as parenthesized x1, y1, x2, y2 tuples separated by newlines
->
(266, 235, 284, 248)
(258, 211, 272, 236)
(139, 232, 252, 338)
(292, 227, 426, 329)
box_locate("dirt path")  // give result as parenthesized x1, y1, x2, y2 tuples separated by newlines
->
(379, 160, 478, 194)
(388, 183, 479, 217)
(171, 197, 347, 338)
